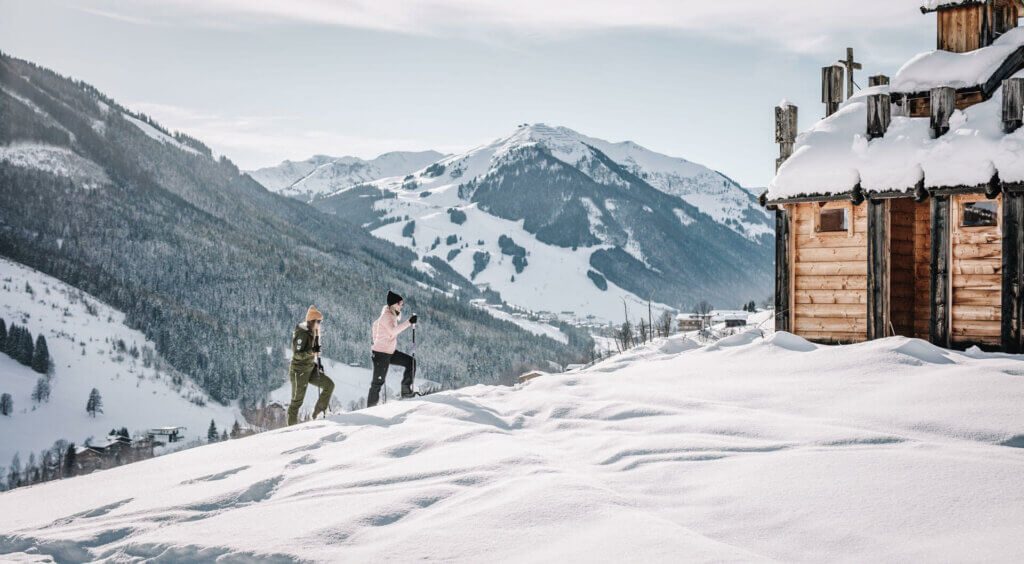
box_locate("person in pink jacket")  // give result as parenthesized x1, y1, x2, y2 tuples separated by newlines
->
(368, 290, 418, 406)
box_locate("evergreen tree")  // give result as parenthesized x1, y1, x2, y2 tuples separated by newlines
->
(86, 388, 103, 417)
(220, 429, 228, 441)
(0, 393, 12, 416)
(4, 324, 18, 358)
(64, 444, 76, 478)
(32, 334, 51, 374)
(31, 377, 50, 403)
(230, 419, 241, 438)
(25, 453, 36, 486)
(0, 318, 6, 352)
(207, 419, 218, 442)
(118, 427, 130, 439)
(19, 327, 33, 367)
(8, 454, 21, 489)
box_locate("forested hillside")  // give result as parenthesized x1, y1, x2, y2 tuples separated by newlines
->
(0, 53, 591, 406)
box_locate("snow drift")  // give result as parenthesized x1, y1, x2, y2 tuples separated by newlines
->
(1, 332, 1023, 562)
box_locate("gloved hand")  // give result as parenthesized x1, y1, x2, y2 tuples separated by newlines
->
(409, 314, 418, 325)
(312, 344, 321, 353)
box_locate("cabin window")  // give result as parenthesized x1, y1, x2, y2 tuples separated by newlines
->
(817, 208, 849, 232)
(961, 201, 998, 227)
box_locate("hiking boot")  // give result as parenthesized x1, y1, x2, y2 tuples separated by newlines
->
(401, 387, 415, 399)
(312, 408, 324, 420)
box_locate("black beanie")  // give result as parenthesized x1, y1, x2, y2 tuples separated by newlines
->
(387, 290, 403, 306)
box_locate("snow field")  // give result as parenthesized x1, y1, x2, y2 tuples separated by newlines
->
(2, 330, 1022, 562)
(0, 257, 240, 464)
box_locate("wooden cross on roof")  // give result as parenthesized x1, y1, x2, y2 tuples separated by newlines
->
(838, 48, 862, 99)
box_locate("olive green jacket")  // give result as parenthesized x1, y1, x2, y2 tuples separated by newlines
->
(290, 322, 319, 373)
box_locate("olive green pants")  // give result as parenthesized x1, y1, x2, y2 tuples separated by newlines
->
(287, 365, 335, 426)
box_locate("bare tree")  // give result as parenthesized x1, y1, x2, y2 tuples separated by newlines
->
(694, 301, 713, 316)
(637, 319, 649, 343)
(657, 311, 674, 337)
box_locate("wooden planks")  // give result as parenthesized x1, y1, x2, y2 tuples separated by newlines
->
(938, 5, 985, 53)
(951, 194, 1002, 346)
(887, 198, 919, 338)
(791, 202, 868, 343)
(913, 200, 932, 339)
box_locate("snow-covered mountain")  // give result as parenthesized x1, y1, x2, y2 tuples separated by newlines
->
(315, 124, 773, 321)
(248, 151, 446, 202)
(3, 329, 1023, 562)
(0, 257, 241, 466)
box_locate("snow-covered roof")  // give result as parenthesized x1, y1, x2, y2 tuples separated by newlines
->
(892, 27, 1024, 93)
(921, 0, 1023, 13)
(767, 70, 1024, 201)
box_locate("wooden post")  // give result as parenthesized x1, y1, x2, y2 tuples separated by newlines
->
(775, 103, 798, 170)
(930, 195, 951, 347)
(1002, 192, 1023, 353)
(869, 75, 890, 87)
(822, 65, 844, 117)
(1003, 77, 1024, 134)
(867, 199, 889, 340)
(867, 93, 891, 140)
(774, 207, 791, 333)
(930, 87, 956, 138)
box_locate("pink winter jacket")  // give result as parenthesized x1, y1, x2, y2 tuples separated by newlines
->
(371, 306, 411, 354)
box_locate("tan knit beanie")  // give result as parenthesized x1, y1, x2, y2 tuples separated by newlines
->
(306, 305, 323, 322)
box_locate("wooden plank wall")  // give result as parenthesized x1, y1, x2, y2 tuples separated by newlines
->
(888, 199, 918, 337)
(792, 202, 868, 342)
(951, 194, 1002, 346)
(938, 5, 985, 52)
(912, 200, 932, 339)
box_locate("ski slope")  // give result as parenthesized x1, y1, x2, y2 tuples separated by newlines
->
(2, 330, 1023, 562)
(0, 257, 240, 465)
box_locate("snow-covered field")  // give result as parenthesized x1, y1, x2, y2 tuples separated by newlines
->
(2, 329, 1023, 562)
(0, 257, 240, 465)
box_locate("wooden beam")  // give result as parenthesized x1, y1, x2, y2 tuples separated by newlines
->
(867, 93, 891, 140)
(775, 208, 792, 332)
(775, 104, 798, 171)
(867, 199, 889, 339)
(931, 87, 956, 138)
(1002, 193, 1023, 352)
(930, 195, 951, 347)
(1003, 77, 1024, 134)
(822, 65, 844, 117)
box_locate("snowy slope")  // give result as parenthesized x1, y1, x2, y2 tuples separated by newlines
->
(2, 331, 1023, 562)
(248, 151, 445, 202)
(0, 257, 240, 466)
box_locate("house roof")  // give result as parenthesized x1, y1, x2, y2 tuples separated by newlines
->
(920, 0, 1024, 14)
(892, 27, 1024, 93)
(766, 31, 1024, 202)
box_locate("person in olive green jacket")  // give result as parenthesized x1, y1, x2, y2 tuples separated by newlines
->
(288, 305, 335, 425)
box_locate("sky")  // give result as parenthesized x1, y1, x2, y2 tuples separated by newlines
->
(0, 0, 937, 187)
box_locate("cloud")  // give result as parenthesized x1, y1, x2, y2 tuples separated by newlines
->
(127, 102, 461, 169)
(77, 0, 928, 54)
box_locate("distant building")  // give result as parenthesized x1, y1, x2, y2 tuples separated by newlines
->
(147, 426, 187, 445)
(518, 371, 546, 384)
(676, 313, 706, 332)
(73, 433, 155, 476)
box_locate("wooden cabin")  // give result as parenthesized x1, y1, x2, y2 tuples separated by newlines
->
(923, 0, 1022, 52)
(763, 4, 1024, 351)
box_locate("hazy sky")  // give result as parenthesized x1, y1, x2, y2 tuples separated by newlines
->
(1, 1, 937, 186)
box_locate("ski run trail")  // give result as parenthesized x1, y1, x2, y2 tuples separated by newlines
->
(1, 330, 1023, 562)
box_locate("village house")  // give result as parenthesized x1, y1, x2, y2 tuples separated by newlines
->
(763, 0, 1024, 351)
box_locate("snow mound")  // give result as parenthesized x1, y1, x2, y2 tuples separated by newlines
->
(2, 336, 1024, 562)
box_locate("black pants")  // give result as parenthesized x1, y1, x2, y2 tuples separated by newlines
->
(368, 350, 415, 406)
